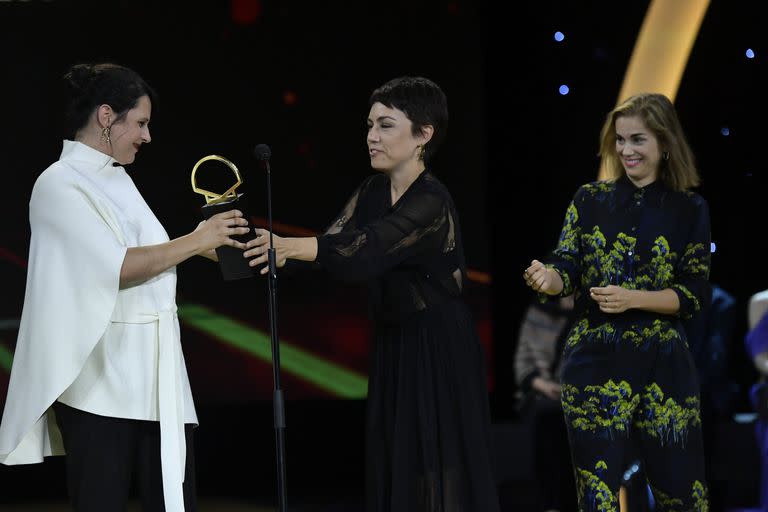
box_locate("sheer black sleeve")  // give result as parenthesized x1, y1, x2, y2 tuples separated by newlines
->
(280, 177, 371, 275)
(315, 181, 448, 282)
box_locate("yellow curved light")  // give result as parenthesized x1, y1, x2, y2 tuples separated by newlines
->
(617, 0, 710, 104)
(600, 0, 710, 181)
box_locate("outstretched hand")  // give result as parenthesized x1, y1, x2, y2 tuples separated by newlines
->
(243, 228, 288, 275)
(194, 209, 250, 256)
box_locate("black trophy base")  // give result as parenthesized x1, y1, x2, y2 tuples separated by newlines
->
(201, 194, 256, 281)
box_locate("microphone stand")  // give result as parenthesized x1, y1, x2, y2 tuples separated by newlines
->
(263, 156, 288, 512)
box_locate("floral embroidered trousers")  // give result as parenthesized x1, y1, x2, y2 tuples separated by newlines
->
(559, 320, 708, 512)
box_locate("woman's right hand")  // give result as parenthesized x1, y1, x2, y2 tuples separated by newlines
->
(523, 259, 563, 295)
(194, 209, 250, 255)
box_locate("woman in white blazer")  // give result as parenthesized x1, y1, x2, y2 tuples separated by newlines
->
(0, 62, 250, 512)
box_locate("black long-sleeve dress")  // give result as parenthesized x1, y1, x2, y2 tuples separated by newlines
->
(314, 170, 500, 512)
(546, 175, 712, 512)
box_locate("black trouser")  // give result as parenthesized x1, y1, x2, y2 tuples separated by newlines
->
(530, 397, 578, 512)
(53, 401, 197, 512)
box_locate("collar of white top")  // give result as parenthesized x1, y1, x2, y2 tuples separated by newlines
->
(60, 139, 121, 172)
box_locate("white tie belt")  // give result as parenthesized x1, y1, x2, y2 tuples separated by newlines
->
(111, 308, 186, 512)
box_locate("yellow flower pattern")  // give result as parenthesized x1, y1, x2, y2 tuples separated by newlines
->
(651, 481, 709, 512)
(634, 383, 701, 446)
(562, 380, 639, 437)
(575, 460, 617, 512)
(562, 379, 700, 445)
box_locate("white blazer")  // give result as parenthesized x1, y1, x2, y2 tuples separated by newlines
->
(0, 140, 197, 511)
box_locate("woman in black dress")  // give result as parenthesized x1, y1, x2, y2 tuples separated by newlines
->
(524, 93, 711, 511)
(244, 76, 500, 512)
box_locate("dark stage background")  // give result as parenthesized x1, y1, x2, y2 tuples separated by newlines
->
(0, 0, 766, 510)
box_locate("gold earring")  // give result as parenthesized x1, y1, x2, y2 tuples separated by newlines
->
(662, 151, 669, 161)
(418, 145, 426, 161)
(101, 126, 111, 144)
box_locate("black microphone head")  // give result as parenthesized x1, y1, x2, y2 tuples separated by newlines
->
(254, 143, 272, 161)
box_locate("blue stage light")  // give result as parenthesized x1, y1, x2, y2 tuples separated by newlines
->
(746, 48, 755, 59)
(559, 84, 570, 95)
(554, 31, 565, 42)
(720, 127, 730, 136)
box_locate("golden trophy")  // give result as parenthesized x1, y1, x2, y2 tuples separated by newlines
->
(191, 154, 256, 280)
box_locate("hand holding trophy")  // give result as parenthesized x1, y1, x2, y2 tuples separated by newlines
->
(191, 154, 257, 280)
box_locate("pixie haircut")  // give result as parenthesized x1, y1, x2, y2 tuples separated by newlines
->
(369, 76, 449, 162)
(62, 62, 158, 138)
(598, 92, 700, 191)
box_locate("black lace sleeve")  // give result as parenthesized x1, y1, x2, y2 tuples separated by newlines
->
(280, 177, 371, 275)
(315, 180, 448, 282)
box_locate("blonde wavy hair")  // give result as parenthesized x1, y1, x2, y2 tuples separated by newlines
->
(598, 93, 700, 191)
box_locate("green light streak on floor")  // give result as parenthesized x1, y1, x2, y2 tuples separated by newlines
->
(0, 343, 13, 373)
(178, 303, 368, 399)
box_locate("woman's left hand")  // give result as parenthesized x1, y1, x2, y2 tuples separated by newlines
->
(590, 285, 633, 313)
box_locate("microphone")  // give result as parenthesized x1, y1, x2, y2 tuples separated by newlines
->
(254, 145, 273, 252)
(254, 143, 272, 161)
